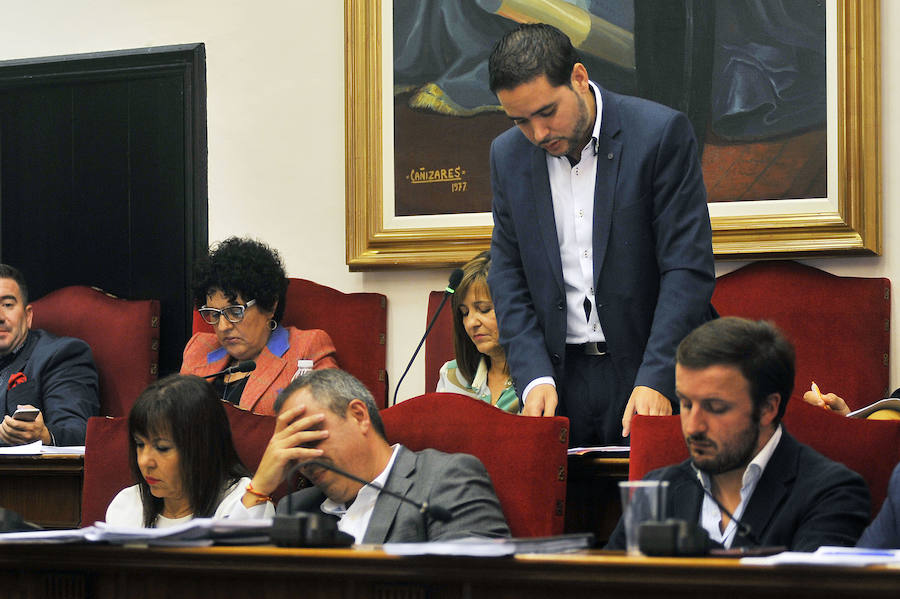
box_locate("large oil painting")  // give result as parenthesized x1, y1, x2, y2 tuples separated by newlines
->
(346, 0, 879, 269)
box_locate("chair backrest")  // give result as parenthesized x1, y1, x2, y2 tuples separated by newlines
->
(627, 414, 687, 483)
(81, 406, 281, 527)
(628, 401, 900, 518)
(81, 416, 131, 526)
(381, 392, 569, 537)
(193, 278, 388, 408)
(713, 261, 890, 410)
(32, 285, 160, 417)
(424, 290, 455, 394)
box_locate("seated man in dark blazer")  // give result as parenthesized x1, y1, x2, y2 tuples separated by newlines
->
(0, 264, 99, 446)
(607, 317, 870, 552)
(250, 369, 510, 543)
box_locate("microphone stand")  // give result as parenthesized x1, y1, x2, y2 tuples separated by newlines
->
(392, 269, 464, 406)
(271, 459, 453, 547)
(693, 471, 762, 547)
(303, 460, 452, 522)
(203, 360, 257, 379)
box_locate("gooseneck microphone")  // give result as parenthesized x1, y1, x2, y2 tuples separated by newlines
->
(693, 470, 762, 547)
(304, 459, 453, 523)
(203, 360, 257, 379)
(391, 268, 464, 406)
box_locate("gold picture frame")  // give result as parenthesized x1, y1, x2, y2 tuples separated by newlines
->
(345, 0, 880, 270)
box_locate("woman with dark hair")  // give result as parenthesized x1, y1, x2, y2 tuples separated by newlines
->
(105, 374, 275, 527)
(436, 252, 520, 413)
(181, 237, 338, 414)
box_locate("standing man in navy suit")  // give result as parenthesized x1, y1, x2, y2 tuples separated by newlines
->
(486, 23, 716, 446)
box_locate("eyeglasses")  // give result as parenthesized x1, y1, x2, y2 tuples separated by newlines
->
(198, 299, 256, 325)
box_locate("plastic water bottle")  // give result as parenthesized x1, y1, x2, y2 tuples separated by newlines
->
(291, 359, 314, 382)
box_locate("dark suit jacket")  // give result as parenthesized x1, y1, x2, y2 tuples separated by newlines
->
(606, 432, 871, 552)
(0, 329, 99, 446)
(858, 462, 900, 548)
(277, 446, 510, 543)
(488, 85, 715, 415)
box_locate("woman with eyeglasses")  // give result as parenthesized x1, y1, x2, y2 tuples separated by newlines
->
(180, 237, 338, 414)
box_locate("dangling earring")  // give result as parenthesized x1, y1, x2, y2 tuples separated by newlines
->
(268, 319, 277, 331)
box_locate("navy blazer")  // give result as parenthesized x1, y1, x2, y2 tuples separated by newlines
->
(488, 85, 716, 407)
(1, 329, 99, 446)
(277, 446, 510, 543)
(606, 432, 871, 552)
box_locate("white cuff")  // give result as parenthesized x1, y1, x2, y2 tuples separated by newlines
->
(523, 377, 556, 405)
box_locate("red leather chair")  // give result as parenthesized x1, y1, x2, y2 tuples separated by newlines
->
(424, 290, 455, 394)
(32, 285, 160, 417)
(628, 401, 900, 518)
(713, 261, 890, 411)
(381, 392, 569, 537)
(193, 278, 388, 408)
(81, 416, 130, 526)
(81, 404, 280, 527)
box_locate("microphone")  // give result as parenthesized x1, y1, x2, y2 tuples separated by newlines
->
(391, 268, 464, 406)
(203, 360, 257, 379)
(303, 459, 453, 523)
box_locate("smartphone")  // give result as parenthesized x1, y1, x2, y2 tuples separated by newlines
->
(12, 408, 40, 422)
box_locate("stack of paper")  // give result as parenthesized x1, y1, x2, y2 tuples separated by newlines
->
(0, 518, 274, 546)
(0, 441, 85, 455)
(741, 546, 900, 566)
(384, 533, 595, 557)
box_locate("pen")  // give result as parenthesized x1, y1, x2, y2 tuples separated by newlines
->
(811, 382, 830, 411)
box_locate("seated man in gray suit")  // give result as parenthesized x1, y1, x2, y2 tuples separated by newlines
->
(250, 368, 510, 543)
(607, 317, 870, 552)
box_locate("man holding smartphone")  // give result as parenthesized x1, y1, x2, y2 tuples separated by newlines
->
(0, 265, 99, 446)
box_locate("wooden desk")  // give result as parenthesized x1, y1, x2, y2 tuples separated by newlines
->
(0, 454, 83, 528)
(0, 543, 897, 599)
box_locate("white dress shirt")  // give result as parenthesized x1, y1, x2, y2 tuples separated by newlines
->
(546, 80, 605, 345)
(696, 425, 783, 548)
(523, 81, 605, 404)
(320, 444, 401, 543)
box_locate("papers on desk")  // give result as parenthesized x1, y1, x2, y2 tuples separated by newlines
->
(383, 533, 595, 557)
(740, 546, 900, 567)
(0, 517, 274, 546)
(0, 440, 42, 455)
(567, 446, 630, 456)
(41, 445, 86, 455)
(0, 441, 85, 455)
